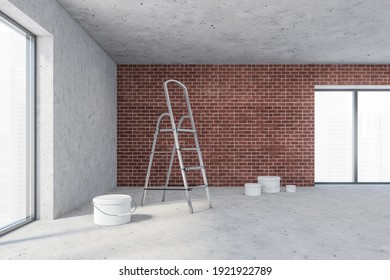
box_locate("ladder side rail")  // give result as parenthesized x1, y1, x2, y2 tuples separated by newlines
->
(178, 82, 207, 173)
(162, 115, 191, 202)
(181, 85, 213, 208)
(163, 81, 194, 213)
(141, 112, 170, 206)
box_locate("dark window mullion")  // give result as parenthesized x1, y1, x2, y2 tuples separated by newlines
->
(353, 91, 358, 183)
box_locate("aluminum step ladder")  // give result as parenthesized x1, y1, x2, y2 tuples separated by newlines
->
(141, 79, 213, 214)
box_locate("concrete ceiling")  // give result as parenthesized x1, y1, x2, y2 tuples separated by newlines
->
(56, 0, 390, 64)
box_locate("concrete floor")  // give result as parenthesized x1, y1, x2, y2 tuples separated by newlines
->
(1, 185, 390, 260)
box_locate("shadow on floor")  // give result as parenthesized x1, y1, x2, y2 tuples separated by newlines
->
(130, 214, 152, 223)
(0, 215, 152, 247)
(0, 226, 97, 247)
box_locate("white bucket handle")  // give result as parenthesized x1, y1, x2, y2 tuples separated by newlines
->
(91, 200, 137, 217)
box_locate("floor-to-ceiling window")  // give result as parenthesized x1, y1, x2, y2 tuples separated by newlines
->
(358, 91, 390, 182)
(315, 88, 390, 183)
(315, 91, 354, 182)
(0, 12, 35, 235)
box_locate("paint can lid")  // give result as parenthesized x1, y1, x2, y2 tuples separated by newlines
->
(93, 194, 132, 205)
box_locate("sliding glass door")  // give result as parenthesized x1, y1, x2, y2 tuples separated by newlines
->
(315, 89, 390, 183)
(0, 13, 35, 235)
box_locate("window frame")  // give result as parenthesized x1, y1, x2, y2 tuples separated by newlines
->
(0, 11, 36, 236)
(315, 87, 390, 184)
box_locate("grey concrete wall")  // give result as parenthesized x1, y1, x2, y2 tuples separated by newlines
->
(1, 0, 117, 218)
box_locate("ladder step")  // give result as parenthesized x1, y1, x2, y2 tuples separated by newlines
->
(159, 128, 195, 133)
(177, 129, 195, 133)
(178, 147, 198, 151)
(183, 166, 204, 171)
(144, 187, 192, 191)
(145, 185, 207, 191)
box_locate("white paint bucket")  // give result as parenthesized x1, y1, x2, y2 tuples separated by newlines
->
(245, 183, 261, 196)
(92, 194, 136, 226)
(286, 185, 296, 192)
(257, 176, 281, 193)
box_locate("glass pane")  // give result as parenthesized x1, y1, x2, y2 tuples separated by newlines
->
(315, 91, 354, 182)
(358, 91, 390, 182)
(0, 18, 33, 232)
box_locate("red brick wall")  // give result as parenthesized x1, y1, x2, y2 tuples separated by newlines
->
(117, 65, 390, 187)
